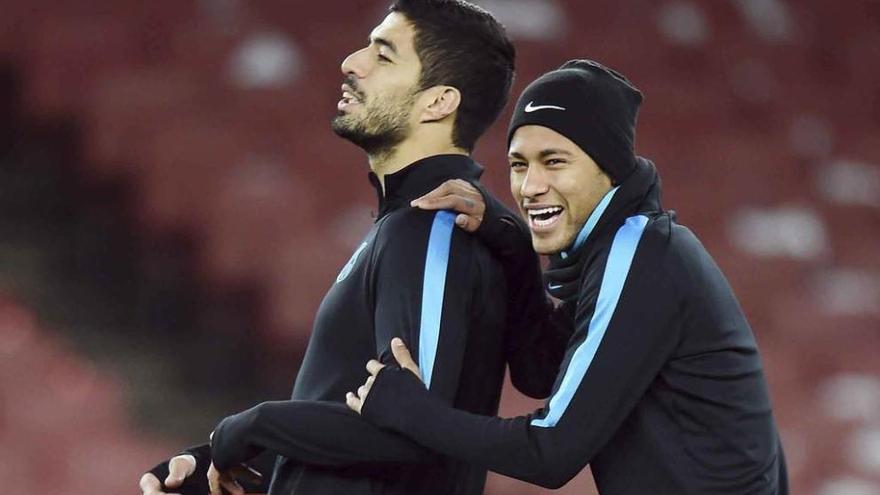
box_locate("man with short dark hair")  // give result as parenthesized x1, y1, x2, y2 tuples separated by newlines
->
(348, 60, 788, 494)
(139, 2, 572, 495)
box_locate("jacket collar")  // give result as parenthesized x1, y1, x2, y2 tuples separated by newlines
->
(369, 154, 484, 218)
(565, 156, 662, 256)
(544, 156, 663, 301)
(560, 185, 620, 260)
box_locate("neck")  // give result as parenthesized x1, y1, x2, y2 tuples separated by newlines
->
(560, 185, 619, 259)
(369, 133, 468, 193)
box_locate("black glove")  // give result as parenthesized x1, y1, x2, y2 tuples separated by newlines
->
(148, 444, 212, 495)
(470, 182, 535, 262)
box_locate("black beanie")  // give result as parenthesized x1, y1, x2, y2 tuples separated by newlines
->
(507, 59, 643, 184)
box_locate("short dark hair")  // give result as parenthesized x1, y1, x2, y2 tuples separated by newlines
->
(390, 0, 516, 152)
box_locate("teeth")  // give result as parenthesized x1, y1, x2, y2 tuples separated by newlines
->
(527, 206, 563, 228)
(528, 207, 563, 217)
(533, 217, 557, 227)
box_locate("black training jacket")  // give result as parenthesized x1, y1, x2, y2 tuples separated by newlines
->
(162, 154, 572, 495)
(361, 157, 789, 494)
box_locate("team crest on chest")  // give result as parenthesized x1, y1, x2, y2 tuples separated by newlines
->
(336, 241, 370, 283)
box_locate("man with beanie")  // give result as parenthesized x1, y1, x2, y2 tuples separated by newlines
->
(346, 60, 789, 494)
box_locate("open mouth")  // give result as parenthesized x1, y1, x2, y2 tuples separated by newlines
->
(527, 206, 564, 230)
(339, 84, 364, 110)
(341, 91, 361, 104)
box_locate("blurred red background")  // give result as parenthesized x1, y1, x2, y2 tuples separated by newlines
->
(0, 1, 878, 494)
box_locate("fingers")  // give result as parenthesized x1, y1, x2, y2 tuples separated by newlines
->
(411, 179, 458, 205)
(219, 477, 245, 495)
(140, 473, 174, 495)
(434, 179, 480, 199)
(410, 179, 485, 231)
(349, 338, 422, 415)
(413, 195, 482, 215)
(208, 463, 245, 495)
(206, 463, 261, 495)
(347, 374, 375, 415)
(366, 359, 385, 376)
(346, 391, 362, 413)
(455, 213, 482, 233)
(165, 455, 196, 488)
(207, 463, 221, 495)
(140, 473, 161, 491)
(357, 376, 374, 399)
(350, 376, 374, 413)
(411, 180, 484, 216)
(391, 338, 422, 379)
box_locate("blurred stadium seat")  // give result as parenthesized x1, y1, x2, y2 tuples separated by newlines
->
(0, 293, 174, 494)
(0, 1, 878, 493)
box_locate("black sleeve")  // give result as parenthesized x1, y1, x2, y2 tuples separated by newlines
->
(147, 444, 273, 494)
(471, 183, 575, 398)
(210, 401, 434, 471)
(360, 226, 682, 488)
(211, 210, 484, 471)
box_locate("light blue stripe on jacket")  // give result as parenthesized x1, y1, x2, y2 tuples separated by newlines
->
(532, 214, 649, 427)
(419, 211, 456, 389)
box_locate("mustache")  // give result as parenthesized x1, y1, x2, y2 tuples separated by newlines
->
(343, 75, 365, 100)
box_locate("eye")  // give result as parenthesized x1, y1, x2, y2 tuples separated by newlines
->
(509, 161, 527, 171)
(377, 53, 392, 63)
(545, 158, 566, 166)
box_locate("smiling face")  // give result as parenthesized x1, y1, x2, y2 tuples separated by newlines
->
(332, 12, 423, 155)
(509, 125, 613, 254)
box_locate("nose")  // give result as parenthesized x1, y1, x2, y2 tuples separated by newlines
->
(520, 165, 550, 199)
(340, 47, 369, 79)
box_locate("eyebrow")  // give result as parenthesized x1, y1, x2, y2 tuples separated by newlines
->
(369, 36, 399, 56)
(508, 149, 573, 159)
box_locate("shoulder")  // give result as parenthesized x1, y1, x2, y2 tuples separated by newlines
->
(373, 208, 493, 267)
(607, 213, 682, 295)
(606, 212, 672, 265)
(631, 212, 721, 293)
(627, 212, 705, 263)
(372, 208, 448, 253)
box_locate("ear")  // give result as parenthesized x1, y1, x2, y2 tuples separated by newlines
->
(419, 86, 461, 123)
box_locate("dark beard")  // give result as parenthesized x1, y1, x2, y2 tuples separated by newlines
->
(332, 113, 407, 157)
(331, 92, 414, 157)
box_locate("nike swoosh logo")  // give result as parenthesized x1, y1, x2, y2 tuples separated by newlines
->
(548, 284, 563, 290)
(524, 101, 566, 113)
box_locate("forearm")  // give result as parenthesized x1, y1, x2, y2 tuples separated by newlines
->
(506, 298, 575, 398)
(211, 400, 435, 471)
(362, 298, 678, 491)
(361, 369, 586, 489)
(471, 183, 573, 398)
(148, 444, 273, 494)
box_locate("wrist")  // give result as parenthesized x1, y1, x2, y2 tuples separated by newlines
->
(362, 367, 428, 432)
(148, 445, 212, 494)
(210, 405, 260, 470)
